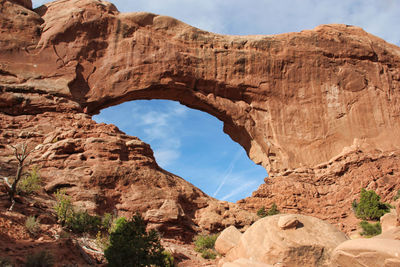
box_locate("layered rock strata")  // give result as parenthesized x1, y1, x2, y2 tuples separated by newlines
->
(1, 0, 400, 237)
(2, 0, 400, 174)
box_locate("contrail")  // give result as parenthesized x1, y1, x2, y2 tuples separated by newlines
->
(213, 149, 243, 198)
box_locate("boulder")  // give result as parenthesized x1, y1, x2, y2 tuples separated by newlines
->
(278, 214, 300, 229)
(222, 214, 348, 266)
(381, 209, 398, 233)
(331, 238, 400, 267)
(215, 226, 242, 255)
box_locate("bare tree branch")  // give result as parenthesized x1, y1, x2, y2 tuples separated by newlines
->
(6, 142, 36, 211)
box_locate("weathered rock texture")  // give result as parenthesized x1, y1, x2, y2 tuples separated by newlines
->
(2, 0, 400, 174)
(0, 112, 255, 240)
(219, 214, 348, 267)
(1, 0, 400, 237)
(331, 239, 400, 267)
(241, 149, 400, 233)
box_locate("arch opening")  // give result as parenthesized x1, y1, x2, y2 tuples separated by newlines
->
(93, 99, 267, 202)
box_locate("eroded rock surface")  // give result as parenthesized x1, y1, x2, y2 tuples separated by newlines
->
(241, 148, 400, 233)
(0, 112, 255, 241)
(2, 0, 400, 174)
(1, 0, 400, 242)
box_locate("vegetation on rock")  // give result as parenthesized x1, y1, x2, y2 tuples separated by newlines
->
(393, 189, 400, 201)
(0, 257, 12, 267)
(104, 214, 172, 267)
(359, 221, 382, 237)
(25, 250, 54, 267)
(54, 189, 73, 226)
(18, 166, 41, 195)
(25, 216, 40, 236)
(194, 234, 219, 259)
(0, 143, 35, 210)
(257, 202, 280, 218)
(354, 188, 390, 220)
(54, 190, 102, 233)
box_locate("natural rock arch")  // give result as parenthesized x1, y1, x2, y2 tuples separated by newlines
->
(1, 0, 400, 177)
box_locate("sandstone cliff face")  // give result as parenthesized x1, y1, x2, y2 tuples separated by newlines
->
(2, 0, 400, 174)
(0, 111, 256, 239)
(1, 0, 400, 237)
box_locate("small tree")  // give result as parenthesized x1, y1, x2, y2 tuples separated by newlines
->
(355, 188, 390, 220)
(267, 203, 279, 216)
(1, 143, 35, 210)
(257, 206, 267, 218)
(104, 214, 166, 267)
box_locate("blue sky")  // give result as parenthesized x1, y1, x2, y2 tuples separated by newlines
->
(32, 0, 400, 202)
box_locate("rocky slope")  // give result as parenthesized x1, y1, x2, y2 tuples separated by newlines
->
(1, 0, 400, 245)
(241, 148, 400, 233)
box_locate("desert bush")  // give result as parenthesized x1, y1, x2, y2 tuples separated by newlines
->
(394, 189, 400, 201)
(201, 249, 217, 260)
(104, 214, 166, 267)
(257, 206, 267, 218)
(66, 210, 101, 234)
(25, 250, 54, 267)
(359, 221, 382, 237)
(25, 216, 40, 235)
(194, 234, 218, 259)
(257, 203, 279, 218)
(162, 251, 175, 267)
(54, 190, 73, 226)
(0, 257, 13, 267)
(267, 203, 279, 216)
(351, 199, 358, 212)
(355, 188, 390, 220)
(101, 212, 113, 231)
(96, 231, 110, 251)
(18, 166, 41, 195)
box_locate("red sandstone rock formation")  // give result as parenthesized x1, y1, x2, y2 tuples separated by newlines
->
(1, 0, 400, 238)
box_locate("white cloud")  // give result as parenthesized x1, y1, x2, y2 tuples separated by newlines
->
(221, 180, 259, 202)
(213, 149, 243, 197)
(129, 101, 187, 167)
(154, 148, 180, 167)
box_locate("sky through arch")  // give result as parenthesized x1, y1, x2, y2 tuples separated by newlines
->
(93, 100, 267, 202)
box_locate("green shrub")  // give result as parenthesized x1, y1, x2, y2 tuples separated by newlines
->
(394, 190, 400, 201)
(101, 212, 113, 231)
(360, 221, 382, 237)
(104, 214, 166, 267)
(162, 251, 176, 267)
(25, 250, 54, 267)
(96, 231, 110, 251)
(257, 206, 267, 218)
(201, 249, 217, 259)
(25, 216, 40, 235)
(355, 188, 390, 220)
(0, 257, 13, 267)
(18, 166, 41, 195)
(194, 234, 218, 252)
(54, 190, 73, 226)
(66, 210, 101, 234)
(267, 203, 279, 216)
(194, 234, 218, 259)
(351, 199, 358, 212)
